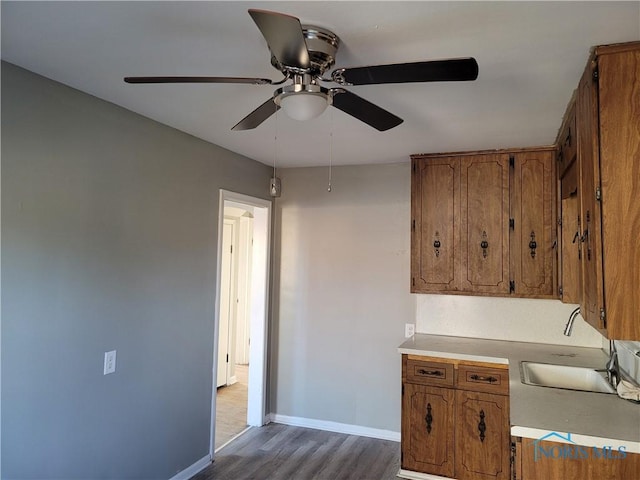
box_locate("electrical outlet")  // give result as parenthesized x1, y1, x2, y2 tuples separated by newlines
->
(104, 350, 116, 375)
(405, 323, 415, 338)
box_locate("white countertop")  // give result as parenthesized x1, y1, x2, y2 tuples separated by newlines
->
(399, 333, 640, 453)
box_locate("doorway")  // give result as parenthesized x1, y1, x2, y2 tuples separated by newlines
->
(210, 190, 271, 457)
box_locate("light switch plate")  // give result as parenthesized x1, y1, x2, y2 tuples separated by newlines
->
(104, 350, 116, 375)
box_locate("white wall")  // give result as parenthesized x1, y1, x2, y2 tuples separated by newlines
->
(416, 295, 602, 347)
(272, 161, 604, 435)
(271, 163, 414, 433)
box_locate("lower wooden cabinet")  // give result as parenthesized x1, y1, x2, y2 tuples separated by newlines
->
(455, 390, 510, 480)
(513, 437, 640, 479)
(401, 355, 510, 480)
(402, 383, 455, 477)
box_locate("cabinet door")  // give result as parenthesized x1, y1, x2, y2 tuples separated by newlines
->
(460, 154, 510, 294)
(560, 193, 581, 304)
(557, 100, 577, 178)
(412, 157, 461, 292)
(402, 383, 455, 477)
(576, 59, 606, 333)
(518, 438, 640, 479)
(455, 390, 510, 480)
(597, 48, 640, 339)
(510, 150, 556, 297)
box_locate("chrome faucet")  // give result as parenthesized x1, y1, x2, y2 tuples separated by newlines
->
(606, 339, 619, 389)
(563, 307, 581, 336)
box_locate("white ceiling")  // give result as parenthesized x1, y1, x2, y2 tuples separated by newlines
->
(2, 1, 639, 168)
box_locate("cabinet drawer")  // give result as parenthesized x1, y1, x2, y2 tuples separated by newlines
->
(456, 365, 509, 395)
(405, 359, 454, 387)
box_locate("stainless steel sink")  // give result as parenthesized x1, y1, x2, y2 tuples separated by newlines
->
(520, 361, 616, 394)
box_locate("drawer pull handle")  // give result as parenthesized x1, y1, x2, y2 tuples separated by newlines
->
(418, 369, 444, 377)
(478, 409, 486, 442)
(470, 374, 498, 384)
(425, 403, 433, 434)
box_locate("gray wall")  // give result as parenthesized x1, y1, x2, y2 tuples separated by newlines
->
(271, 164, 414, 433)
(1, 62, 271, 479)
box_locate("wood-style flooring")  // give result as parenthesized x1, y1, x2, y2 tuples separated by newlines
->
(215, 364, 249, 449)
(192, 423, 401, 480)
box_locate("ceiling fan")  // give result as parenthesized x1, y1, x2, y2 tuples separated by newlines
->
(124, 9, 479, 132)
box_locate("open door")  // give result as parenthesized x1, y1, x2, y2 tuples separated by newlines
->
(210, 190, 271, 457)
(217, 219, 235, 388)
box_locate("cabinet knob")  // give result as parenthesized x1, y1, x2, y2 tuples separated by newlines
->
(529, 231, 537, 259)
(480, 231, 489, 258)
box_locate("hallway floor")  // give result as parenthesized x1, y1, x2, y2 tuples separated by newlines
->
(215, 364, 248, 449)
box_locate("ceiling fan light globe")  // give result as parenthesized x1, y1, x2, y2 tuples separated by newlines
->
(280, 92, 330, 121)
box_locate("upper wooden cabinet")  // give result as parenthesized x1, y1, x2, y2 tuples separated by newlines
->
(576, 42, 640, 339)
(411, 148, 556, 298)
(556, 96, 582, 304)
(510, 150, 556, 297)
(460, 154, 511, 295)
(556, 96, 577, 178)
(411, 156, 462, 292)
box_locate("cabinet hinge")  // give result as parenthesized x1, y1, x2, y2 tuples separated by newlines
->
(412, 219, 415, 231)
(509, 155, 515, 167)
(509, 218, 515, 230)
(595, 186, 602, 201)
(600, 308, 606, 327)
(412, 277, 415, 287)
(559, 285, 563, 297)
(510, 281, 515, 293)
(592, 67, 599, 82)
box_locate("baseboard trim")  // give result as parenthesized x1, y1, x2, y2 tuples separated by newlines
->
(214, 426, 252, 453)
(168, 454, 210, 480)
(269, 413, 400, 442)
(397, 469, 450, 480)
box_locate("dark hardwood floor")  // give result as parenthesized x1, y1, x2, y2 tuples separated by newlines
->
(191, 423, 401, 480)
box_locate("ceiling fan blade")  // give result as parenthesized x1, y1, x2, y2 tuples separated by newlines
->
(331, 89, 403, 131)
(231, 97, 280, 131)
(248, 9, 310, 70)
(331, 58, 479, 85)
(124, 76, 272, 85)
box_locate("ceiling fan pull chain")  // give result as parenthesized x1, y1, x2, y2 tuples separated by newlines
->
(273, 109, 278, 178)
(328, 109, 333, 192)
(270, 110, 282, 197)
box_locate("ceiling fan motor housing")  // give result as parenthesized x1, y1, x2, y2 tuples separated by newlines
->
(271, 25, 340, 76)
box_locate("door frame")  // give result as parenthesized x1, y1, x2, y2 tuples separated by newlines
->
(209, 189, 272, 458)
